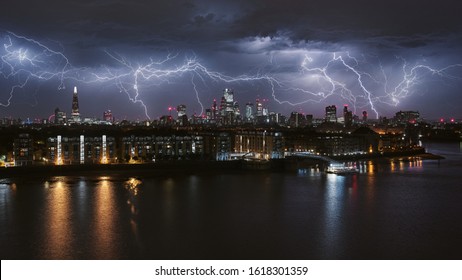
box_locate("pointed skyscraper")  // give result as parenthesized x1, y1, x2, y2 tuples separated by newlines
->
(71, 86, 81, 123)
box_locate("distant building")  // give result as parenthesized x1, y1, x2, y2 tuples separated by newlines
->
(245, 102, 254, 123)
(219, 96, 226, 118)
(305, 114, 313, 126)
(177, 104, 187, 118)
(211, 99, 217, 120)
(220, 89, 238, 125)
(289, 112, 305, 127)
(343, 105, 353, 127)
(269, 112, 284, 125)
(256, 99, 263, 117)
(255, 99, 270, 124)
(103, 110, 113, 123)
(362, 111, 368, 122)
(54, 107, 67, 124)
(176, 105, 188, 126)
(325, 105, 337, 123)
(159, 115, 174, 126)
(233, 102, 240, 117)
(394, 110, 420, 124)
(71, 86, 81, 123)
(205, 109, 213, 121)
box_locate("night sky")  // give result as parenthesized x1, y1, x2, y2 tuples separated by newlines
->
(1, 0, 462, 120)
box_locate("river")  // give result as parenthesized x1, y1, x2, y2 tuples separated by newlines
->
(1, 142, 461, 259)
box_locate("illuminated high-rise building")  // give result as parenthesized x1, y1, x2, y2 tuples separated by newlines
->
(223, 88, 233, 103)
(233, 102, 240, 117)
(103, 110, 113, 123)
(176, 104, 188, 126)
(245, 102, 254, 122)
(205, 109, 212, 120)
(211, 99, 217, 120)
(219, 89, 237, 125)
(223, 88, 234, 113)
(394, 110, 419, 124)
(177, 104, 187, 118)
(325, 105, 337, 123)
(54, 107, 66, 124)
(289, 112, 302, 127)
(220, 96, 226, 117)
(71, 86, 81, 123)
(256, 99, 263, 117)
(343, 105, 353, 127)
(362, 110, 368, 122)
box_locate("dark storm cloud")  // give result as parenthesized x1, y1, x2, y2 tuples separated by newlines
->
(3, 0, 461, 52)
(192, 13, 215, 26)
(1, 0, 462, 119)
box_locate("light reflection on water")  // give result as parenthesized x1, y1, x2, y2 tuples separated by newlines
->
(1, 142, 462, 259)
(92, 178, 117, 259)
(124, 177, 142, 196)
(322, 173, 345, 258)
(44, 179, 72, 259)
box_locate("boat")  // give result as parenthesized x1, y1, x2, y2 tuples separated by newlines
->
(326, 163, 359, 175)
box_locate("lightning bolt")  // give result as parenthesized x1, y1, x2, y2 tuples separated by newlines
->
(2, 31, 462, 119)
(383, 58, 462, 107)
(1, 31, 73, 107)
(293, 51, 462, 118)
(82, 51, 279, 119)
(190, 75, 204, 116)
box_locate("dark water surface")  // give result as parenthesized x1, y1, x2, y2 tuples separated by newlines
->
(1, 142, 462, 259)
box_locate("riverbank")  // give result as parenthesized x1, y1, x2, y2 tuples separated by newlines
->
(0, 151, 444, 178)
(0, 160, 243, 178)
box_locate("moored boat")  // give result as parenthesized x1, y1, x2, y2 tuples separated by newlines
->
(326, 163, 359, 175)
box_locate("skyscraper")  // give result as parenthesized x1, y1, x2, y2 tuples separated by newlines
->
(103, 110, 113, 123)
(256, 99, 263, 117)
(71, 86, 81, 123)
(325, 105, 337, 123)
(343, 105, 353, 127)
(362, 111, 368, 122)
(245, 102, 254, 122)
(223, 88, 234, 113)
(394, 110, 420, 124)
(211, 99, 217, 120)
(176, 104, 188, 126)
(54, 107, 66, 124)
(177, 104, 187, 118)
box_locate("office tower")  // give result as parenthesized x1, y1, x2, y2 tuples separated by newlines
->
(103, 110, 113, 123)
(362, 110, 368, 122)
(177, 104, 187, 118)
(223, 88, 234, 113)
(256, 99, 263, 117)
(245, 102, 254, 122)
(343, 105, 353, 127)
(54, 107, 66, 124)
(394, 110, 420, 124)
(211, 99, 217, 120)
(325, 105, 337, 122)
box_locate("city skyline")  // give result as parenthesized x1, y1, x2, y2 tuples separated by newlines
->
(0, 85, 452, 124)
(1, 0, 462, 120)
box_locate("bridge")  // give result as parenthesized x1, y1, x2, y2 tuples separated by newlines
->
(288, 152, 359, 174)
